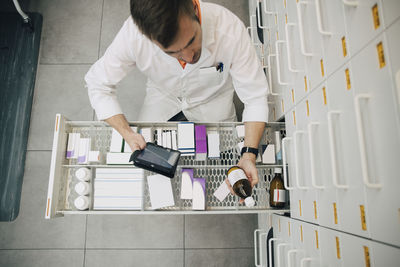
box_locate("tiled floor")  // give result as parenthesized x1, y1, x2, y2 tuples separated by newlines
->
(0, 1, 257, 266)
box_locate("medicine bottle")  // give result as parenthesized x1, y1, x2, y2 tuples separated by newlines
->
(269, 168, 285, 208)
(75, 167, 91, 182)
(227, 166, 255, 207)
(75, 181, 91, 195)
(74, 196, 90, 210)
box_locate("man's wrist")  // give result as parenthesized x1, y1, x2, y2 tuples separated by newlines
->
(241, 152, 256, 162)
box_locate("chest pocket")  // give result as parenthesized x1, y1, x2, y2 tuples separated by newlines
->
(197, 67, 223, 88)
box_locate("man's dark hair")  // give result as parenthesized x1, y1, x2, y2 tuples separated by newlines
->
(130, 0, 198, 48)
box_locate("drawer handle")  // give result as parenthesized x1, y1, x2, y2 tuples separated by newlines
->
(300, 257, 314, 267)
(342, 0, 359, 7)
(285, 23, 304, 73)
(268, 238, 281, 267)
(327, 111, 349, 189)
(275, 40, 291, 85)
(282, 137, 295, 190)
(277, 243, 291, 267)
(257, 0, 272, 29)
(315, 0, 332, 35)
(267, 54, 280, 96)
(288, 249, 302, 267)
(254, 229, 266, 267)
(262, 0, 275, 15)
(296, 1, 315, 56)
(354, 94, 382, 189)
(247, 15, 257, 44)
(308, 122, 325, 189)
(294, 131, 310, 190)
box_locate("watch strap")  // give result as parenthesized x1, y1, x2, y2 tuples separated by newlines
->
(241, 146, 259, 157)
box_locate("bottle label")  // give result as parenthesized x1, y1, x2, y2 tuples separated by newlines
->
(273, 189, 286, 202)
(227, 168, 246, 186)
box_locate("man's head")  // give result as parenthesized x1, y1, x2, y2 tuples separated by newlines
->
(130, 0, 202, 64)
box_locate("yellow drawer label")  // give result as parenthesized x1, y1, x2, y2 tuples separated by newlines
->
(281, 99, 285, 113)
(345, 68, 351, 90)
(377, 42, 386, 69)
(299, 199, 302, 216)
(322, 87, 327, 105)
(279, 218, 281, 232)
(306, 100, 310, 117)
(288, 222, 291, 236)
(276, 31, 279, 41)
(304, 76, 308, 92)
(333, 202, 338, 225)
(313, 200, 318, 219)
(300, 225, 303, 242)
(336, 236, 341, 259)
(364, 246, 371, 267)
(293, 111, 296, 126)
(360, 205, 367, 231)
(284, 0, 287, 8)
(285, 14, 288, 24)
(320, 59, 325, 77)
(315, 230, 319, 249)
(291, 89, 295, 103)
(372, 4, 380, 30)
(342, 36, 347, 58)
(275, 14, 278, 25)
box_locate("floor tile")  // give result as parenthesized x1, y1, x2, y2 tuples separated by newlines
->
(86, 215, 184, 249)
(29, 0, 103, 64)
(85, 249, 183, 267)
(27, 65, 94, 151)
(185, 214, 257, 248)
(185, 248, 254, 267)
(99, 0, 130, 56)
(0, 152, 86, 249)
(0, 250, 84, 267)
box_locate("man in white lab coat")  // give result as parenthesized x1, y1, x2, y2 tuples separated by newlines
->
(85, 0, 269, 190)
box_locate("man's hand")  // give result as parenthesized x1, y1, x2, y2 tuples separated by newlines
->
(125, 131, 146, 152)
(225, 153, 259, 203)
(105, 114, 146, 152)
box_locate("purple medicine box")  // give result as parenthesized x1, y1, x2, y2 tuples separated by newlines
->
(195, 125, 207, 160)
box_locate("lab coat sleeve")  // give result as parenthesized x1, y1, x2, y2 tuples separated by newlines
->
(84, 19, 137, 120)
(229, 21, 270, 123)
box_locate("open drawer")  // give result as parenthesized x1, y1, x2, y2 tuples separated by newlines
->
(46, 114, 288, 218)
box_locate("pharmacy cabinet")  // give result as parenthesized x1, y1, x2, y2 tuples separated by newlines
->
(351, 33, 400, 247)
(318, 0, 350, 76)
(319, 227, 343, 267)
(46, 114, 288, 218)
(381, 0, 400, 28)
(342, 0, 385, 56)
(386, 19, 400, 126)
(307, 83, 340, 230)
(325, 64, 371, 238)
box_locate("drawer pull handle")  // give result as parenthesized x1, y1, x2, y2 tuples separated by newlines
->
(327, 111, 349, 189)
(342, 0, 359, 7)
(267, 54, 280, 96)
(308, 122, 325, 189)
(354, 94, 382, 189)
(297, 1, 315, 56)
(268, 238, 281, 267)
(276, 40, 291, 85)
(285, 23, 304, 72)
(282, 137, 295, 190)
(315, 0, 332, 35)
(294, 131, 310, 190)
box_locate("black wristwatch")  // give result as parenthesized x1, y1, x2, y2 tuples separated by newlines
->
(241, 146, 259, 157)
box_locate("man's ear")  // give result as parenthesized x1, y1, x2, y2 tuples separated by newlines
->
(194, 1, 199, 17)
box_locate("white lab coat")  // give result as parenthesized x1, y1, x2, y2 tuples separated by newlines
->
(85, 1, 269, 122)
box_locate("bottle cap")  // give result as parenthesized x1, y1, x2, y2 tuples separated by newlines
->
(274, 168, 282, 174)
(74, 196, 89, 210)
(75, 182, 90, 195)
(75, 168, 90, 181)
(244, 197, 255, 207)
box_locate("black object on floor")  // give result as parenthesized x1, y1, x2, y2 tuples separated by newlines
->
(0, 12, 42, 221)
